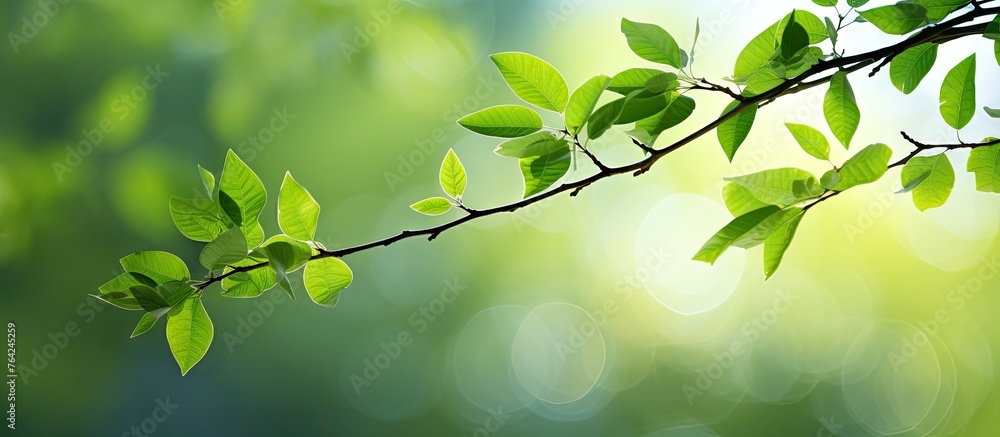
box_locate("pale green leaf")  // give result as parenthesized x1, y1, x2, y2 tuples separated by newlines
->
(724, 168, 822, 205)
(490, 52, 569, 112)
(890, 43, 938, 94)
(813, 0, 837, 6)
(847, 0, 870, 7)
(169, 197, 229, 242)
(199, 227, 248, 271)
(588, 97, 627, 140)
(304, 258, 353, 307)
(763, 209, 805, 279)
(166, 296, 213, 376)
(221, 252, 277, 298)
(495, 133, 569, 158)
(219, 150, 267, 249)
(859, 3, 928, 34)
(262, 236, 313, 274)
(120, 251, 190, 285)
(785, 123, 831, 160)
(458, 105, 543, 138)
(939, 54, 977, 130)
(824, 71, 860, 149)
(278, 172, 321, 241)
(520, 148, 572, 198)
(910, 0, 970, 21)
(986, 107, 1000, 118)
(901, 153, 955, 210)
(833, 143, 893, 190)
(694, 206, 803, 264)
(820, 170, 842, 189)
(745, 68, 785, 96)
(565, 75, 611, 135)
(722, 183, 772, 217)
(734, 11, 828, 78)
(616, 94, 670, 125)
(644, 73, 679, 94)
(967, 141, 1000, 192)
(198, 165, 215, 198)
(608, 68, 667, 95)
(717, 101, 757, 161)
(620, 18, 683, 68)
(130, 312, 162, 338)
(634, 93, 696, 143)
(439, 149, 467, 198)
(410, 197, 453, 216)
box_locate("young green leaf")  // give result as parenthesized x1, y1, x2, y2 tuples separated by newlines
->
(995, 40, 999, 66)
(410, 197, 453, 216)
(199, 226, 248, 271)
(644, 73, 679, 95)
(967, 141, 1000, 192)
(130, 312, 162, 339)
(694, 205, 795, 264)
(634, 93, 696, 143)
(607, 68, 667, 95)
(717, 101, 757, 161)
(897, 171, 931, 194)
(490, 52, 569, 113)
(985, 107, 1000, 118)
(520, 148, 572, 198)
(734, 11, 828, 79)
(130, 285, 171, 313)
(198, 165, 215, 198)
(910, 0, 970, 21)
(262, 237, 313, 274)
(901, 153, 955, 211)
(166, 296, 213, 376)
(588, 97, 628, 140)
(824, 71, 860, 149)
(278, 172, 321, 241)
(222, 252, 277, 298)
(785, 123, 831, 160)
(440, 149, 467, 199)
(820, 170, 842, 189)
(825, 16, 838, 47)
(158, 282, 195, 307)
(858, 3, 928, 35)
(847, 0, 870, 7)
(813, 0, 838, 6)
(616, 94, 671, 124)
(763, 209, 805, 279)
(939, 54, 977, 130)
(91, 291, 143, 311)
(303, 258, 353, 307)
(890, 43, 938, 94)
(120, 251, 191, 285)
(495, 133, 569, 158)
(722, 183, 772, 217)
(565, 75, 611, 135)
(458, 105, 543, 138)
(744, 68, 784, 95)
(219, 150, 267, 248)
(169, 197, 229, 242)
(620, 18, 683, 69)
(724, 168, 822, 206)
(833, 143, 893, 190)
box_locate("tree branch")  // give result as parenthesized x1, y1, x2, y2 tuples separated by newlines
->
(194, 5, 1000, 292)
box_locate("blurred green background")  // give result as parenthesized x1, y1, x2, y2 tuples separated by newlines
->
(2, 0, 999, 435)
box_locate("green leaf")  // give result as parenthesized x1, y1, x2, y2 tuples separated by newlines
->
(859, 3, 928, 35)
(495, 132, 569, 158)
(967, 141, 1000, 192)
(890, 43, 938, 94)
(198, 165, 215, 198)
(130, 285, 171, 313)
(158, 282, 195, 307)
(910, 0, 970, 21)
(833, 143, 893, 190)
(490, 52, 569, 112)
(166, 296, 213, 376)
(644, 73, 679, 95)
(410, 197, 453, 216)
(901, 154, 955, 211)
(717, 101, 757, 161)
(620, 18, 683, 69)
(744, 68, 785, 96)
(120, 251, 190, 285)
(440, 149, 468, 199)
(91, 291, 142, 311)
(847, 0, 870, 6)
(722, 183, 772, 217)
(262, 236, 313, 274)
(219, 150, 267, 249)
(130, 313, 162, 338)
(303, 258, 353, 307)
(824, 71, 860, 149)
(785, 123, 831, 160)
(724, 168, 823, 205)
(694, 206, 802, 264)
(278, 172, 321, 241)
(199, 227, 248, 271)
(897, 170, 931, 193)
(616, 94, 670, 124)
(763, 208, 805, 279)
(939, 54, 977, 130)
(458, 105, 543, 138)
(520, 148, 572, 198)
(995, 40, 999, 66)
(565, 75, 611, 135)
(221, 252, 277, 298)
(985, 107, 1000, 118)
(588, 97, 627, 140)
(169, 197, 229, 242)
(987, 14, 1000, 39)
(634, 93, 696, 142)
(734, 11, 828, 79)
(813, 0, 838, 6)
(99, 272, 150, 295)
(779, 12, 810, 62)
(607, 68, 667, 95)
(820, 170, 842, 189)
(825, 17, 839, 47)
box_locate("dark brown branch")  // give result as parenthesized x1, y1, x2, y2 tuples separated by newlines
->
(194, 5, 1000, 291)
